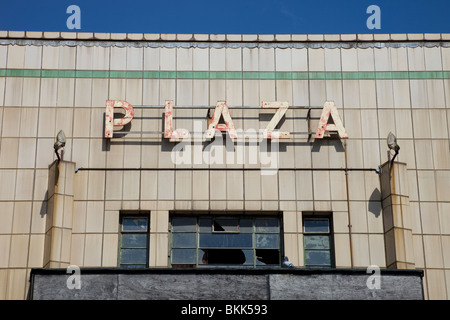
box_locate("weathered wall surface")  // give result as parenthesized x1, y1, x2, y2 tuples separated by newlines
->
(29, 269, 424, 300)
(0, 31, 449, 300)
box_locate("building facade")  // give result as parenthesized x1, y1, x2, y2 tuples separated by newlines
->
(0, 31, 449, 299)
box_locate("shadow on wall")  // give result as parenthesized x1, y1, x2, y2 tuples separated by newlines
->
(39, 191, 48, 218)
(368, 188, 382, 218)
(311, 138, 345, 153)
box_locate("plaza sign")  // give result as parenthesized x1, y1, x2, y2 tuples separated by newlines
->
(104, 100, 348, 141)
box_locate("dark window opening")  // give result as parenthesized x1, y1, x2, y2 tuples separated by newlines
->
(201, 249, 246, 265)
(170, 215, 282, 268)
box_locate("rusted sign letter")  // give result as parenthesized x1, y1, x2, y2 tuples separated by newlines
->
(205, 101, 237, 140)
(104, 100, 134, 138)
(315, 101, 348, 139)
(261, 101, 290, 139)
(164, 100, 190, 142)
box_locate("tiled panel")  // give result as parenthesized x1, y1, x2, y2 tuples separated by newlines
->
(102, 233, 118, 267)
(420, 202, 441, 234)
(74, 78, 92, 107)
(110, 47, 127, 70)
(4, 77, 23, 106)
(157, 170, 174, 200)
(390, 47, 409, 71)
(125, 79, 143, 106)
(0, 138, 19, 169)
(369, 234, 386, 267)
(57, 78, 75, 107)
(279, 170, 296, 201)
(325, 80, 342, 107)
(412, 109, 431, 138)
(309, 80, 326, 107)
(85, 201, 104, 233)
(426, 269, 448, 300)
(175, 171, 192, 200)
(341, 48, 358, 71)
(342, 80, 360, 108)
(429, 109, 448, 138)
(414, 140, 434, 169)
(351, 234, 370, 267)
(28, 234, 45, 267)
(6, 45, 25, 69)
(435, 171, 450, 201)
(308, 48, 324, 71)
(5, 269, 27, 299)
(417, 170, 437, 202)
(87, 171, 105, 200)
(127, 47, 143, 70)
(9, 234, 29, 267)
(410, 80, 428, 108)
(70, 233, 85, 266)
(122, 171, 140, 201)
(84, 233, 103, 266)
(144, 47, 160, 70)
(0, 45, 8, 69)
(260, 173, 278, 201)
(423, 235, 444, 268)
(14, 170, 34, 200)
(432, 140, 450, 170)
(392, 80, 411, 108)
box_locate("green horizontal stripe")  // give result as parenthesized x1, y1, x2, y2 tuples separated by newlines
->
(1, 68, 449, 80)
(292, 72, 309, 80)
(58, 70, 76, 78)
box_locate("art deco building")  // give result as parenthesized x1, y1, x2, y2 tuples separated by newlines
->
(0, 31, 449, 299)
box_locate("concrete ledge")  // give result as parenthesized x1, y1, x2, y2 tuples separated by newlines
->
(0, 31, 448, 43)
(28, 268, 424, 300)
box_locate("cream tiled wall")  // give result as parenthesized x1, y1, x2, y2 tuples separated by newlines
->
(0, 33, 449, 299)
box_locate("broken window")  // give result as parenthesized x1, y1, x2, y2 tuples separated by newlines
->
(170, 215, 282, 268)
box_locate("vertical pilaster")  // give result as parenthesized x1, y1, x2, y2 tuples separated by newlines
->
(43, 160, 75, 268)
(380, 161, 415, 269)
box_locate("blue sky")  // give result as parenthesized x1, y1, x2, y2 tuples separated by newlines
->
(0, 0, 449, 34)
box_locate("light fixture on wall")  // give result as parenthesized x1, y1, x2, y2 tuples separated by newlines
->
(54, 130, 66, 161)
(387, 131, 400, 165)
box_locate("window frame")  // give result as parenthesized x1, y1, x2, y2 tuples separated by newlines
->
(169, 214, 283, 269)
(118, 213, 150, 269)
(302, 216, 335, 269)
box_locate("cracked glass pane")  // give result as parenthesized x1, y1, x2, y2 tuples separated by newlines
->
(304, 235, 330, 250)
(255, 234, 279, 249)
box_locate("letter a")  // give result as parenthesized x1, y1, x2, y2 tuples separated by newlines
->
(366, 265, 381, 290)
(366, 5, 381, 30)
(205, 101, 237, 140)
(315, 101, 348, 139)
(66, 5, 81, 30)
(66, 265, 81, 289)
